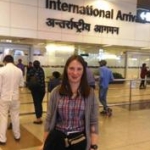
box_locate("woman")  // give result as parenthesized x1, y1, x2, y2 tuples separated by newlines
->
(139, 63, 147, 89)
(28, 60, 45, 124)
(41, 55, 99, 150)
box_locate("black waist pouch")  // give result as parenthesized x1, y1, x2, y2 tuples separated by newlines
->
(65, 133, 86, 147)
(43, 129, 86, 150)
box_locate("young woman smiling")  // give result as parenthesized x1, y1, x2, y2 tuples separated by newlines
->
(41, 55, 99, 150)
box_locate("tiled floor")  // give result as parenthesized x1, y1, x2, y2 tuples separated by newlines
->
(99, 106, 150, 150)
(1, 85, 150, 150)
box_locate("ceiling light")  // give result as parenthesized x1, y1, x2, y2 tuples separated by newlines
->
(103, 44, 112, 47)
(141, 47, 150, 49)
(0, 39, 12, 43)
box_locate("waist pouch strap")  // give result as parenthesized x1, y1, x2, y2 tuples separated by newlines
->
(65, 134, 86, 147)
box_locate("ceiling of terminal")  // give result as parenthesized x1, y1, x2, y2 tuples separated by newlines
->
(0, 36, 149, 54)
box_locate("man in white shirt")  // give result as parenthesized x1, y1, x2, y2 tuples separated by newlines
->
(0, 55, 24, 144)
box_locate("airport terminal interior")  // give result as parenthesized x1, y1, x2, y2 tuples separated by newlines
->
(1, 15, 150, 150)
(1, 18, 150, 150)
(1, 0, 150, 150)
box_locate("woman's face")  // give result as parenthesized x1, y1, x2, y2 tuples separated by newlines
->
(67, 60, 83, 84)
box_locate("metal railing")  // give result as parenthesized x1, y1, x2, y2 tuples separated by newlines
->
(19, 79, 150, 116)
(104, 78, 150, 110)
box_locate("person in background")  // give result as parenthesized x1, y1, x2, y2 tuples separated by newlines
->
(40, 55, 99, 150)
(26, 61, 33, 85)
(48, 71, 61, 92)
(139, 63, 148, 89)
(99, 60, 114, 116)
(28, 60, 45, 124)
(0, 55, 24, 144)
(85, 61, 96, 89)
(16, 58, 25, 76)
(8, 59, 26, 129)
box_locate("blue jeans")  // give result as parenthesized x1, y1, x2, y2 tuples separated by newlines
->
(99, 86, 108, 110)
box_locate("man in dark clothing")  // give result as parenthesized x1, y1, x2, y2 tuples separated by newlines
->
(48, 71, 61, 92)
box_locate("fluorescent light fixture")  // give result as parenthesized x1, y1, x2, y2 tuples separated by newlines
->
(131, 58, 137, 61)
(0, 39, 12, 43)
(98, 53, 120, 60)
(45, 44, 74, 56)
(103, 44, 112, 47)
(141, 47, 150, 49)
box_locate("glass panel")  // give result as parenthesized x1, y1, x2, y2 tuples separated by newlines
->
(127, 53, 150, 79)
(0, 44, 29, 66)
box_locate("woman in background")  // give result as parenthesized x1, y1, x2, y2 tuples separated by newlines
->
(28, 60, 45, 124)
(139, 63, 148, 89)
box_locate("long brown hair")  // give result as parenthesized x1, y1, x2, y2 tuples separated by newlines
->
(59, 55, 90, 98)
